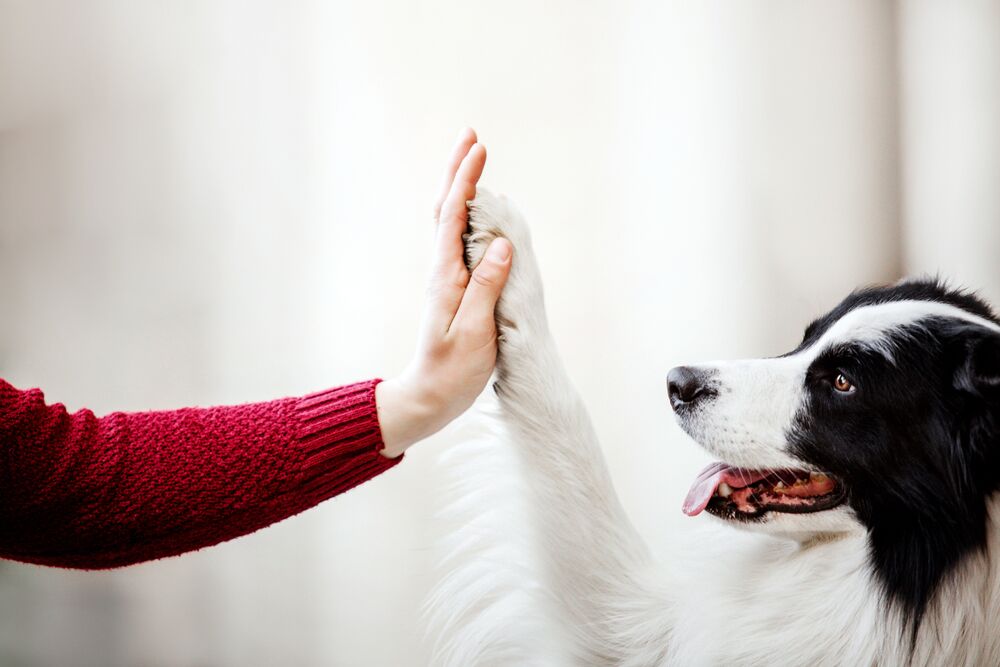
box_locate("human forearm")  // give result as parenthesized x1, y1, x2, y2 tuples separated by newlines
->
(0, 378, 398, 569)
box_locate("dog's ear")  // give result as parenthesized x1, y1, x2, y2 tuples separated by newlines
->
(954, 327, 1000, 396)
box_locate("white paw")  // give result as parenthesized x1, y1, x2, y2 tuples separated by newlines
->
(464, 189, 546, 354)
(464, 190, 531, 271)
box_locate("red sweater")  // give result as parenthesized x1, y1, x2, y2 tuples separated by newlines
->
(0, 378, 401, 569)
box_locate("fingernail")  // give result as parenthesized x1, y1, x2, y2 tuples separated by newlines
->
(486, 239, 511, 262)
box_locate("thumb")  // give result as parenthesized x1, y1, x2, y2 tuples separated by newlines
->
(451, 238, 513, 335)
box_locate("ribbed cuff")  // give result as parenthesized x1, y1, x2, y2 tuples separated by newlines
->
(294, 379, 401, 506)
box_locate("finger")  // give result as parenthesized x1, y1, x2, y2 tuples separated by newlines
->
(433, 128, 477, 222)
(434, 142, 486, 272)
(424, 143, 488, 334)
(451, 237, 512, 337)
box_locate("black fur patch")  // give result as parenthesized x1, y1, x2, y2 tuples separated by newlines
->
(793, 279, 997, 354)
(786, 279, 1000, 636)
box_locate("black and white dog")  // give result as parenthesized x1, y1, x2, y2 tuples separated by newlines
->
(428, 192, 1000, 666)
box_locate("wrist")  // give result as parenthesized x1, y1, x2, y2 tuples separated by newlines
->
(374, 376, 442, 458)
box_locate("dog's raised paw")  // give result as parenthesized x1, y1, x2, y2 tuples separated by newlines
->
(463, 188, 545, 350)
(463, 189, 532, 273)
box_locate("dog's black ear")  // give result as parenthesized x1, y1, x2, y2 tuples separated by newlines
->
(954, 327, 1000, 396)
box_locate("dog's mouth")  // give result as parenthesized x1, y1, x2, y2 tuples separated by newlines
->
(682, 462, 846, 521)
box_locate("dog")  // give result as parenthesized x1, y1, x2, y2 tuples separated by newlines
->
(427, 191, 1000, 666)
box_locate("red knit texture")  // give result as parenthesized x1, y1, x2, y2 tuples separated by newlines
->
(0, 378, 401, 569)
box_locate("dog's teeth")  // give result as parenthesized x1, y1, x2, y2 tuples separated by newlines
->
(775, 481, 785, 489)
(718, 482, 733, 498)
(810, 472, 829, 484)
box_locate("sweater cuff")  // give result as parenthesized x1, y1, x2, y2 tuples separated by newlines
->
(294, 379, 401, 506)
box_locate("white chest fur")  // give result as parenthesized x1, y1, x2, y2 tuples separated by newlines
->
(657, 527, 882, 665)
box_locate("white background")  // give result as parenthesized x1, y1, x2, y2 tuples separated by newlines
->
(1, 1, 998, 665)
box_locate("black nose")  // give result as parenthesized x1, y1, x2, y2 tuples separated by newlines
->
(667, 366, 711, 410)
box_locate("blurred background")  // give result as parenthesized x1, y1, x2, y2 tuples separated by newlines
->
(1, 0, 998, 665)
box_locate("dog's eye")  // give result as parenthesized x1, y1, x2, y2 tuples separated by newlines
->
(832, 372, 855, 393)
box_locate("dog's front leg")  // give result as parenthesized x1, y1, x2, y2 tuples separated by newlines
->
(464, 192, 665, 663)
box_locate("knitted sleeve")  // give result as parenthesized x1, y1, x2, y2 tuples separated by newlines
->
(0, 378, 401, 569)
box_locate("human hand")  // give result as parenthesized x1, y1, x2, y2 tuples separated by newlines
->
(375, 129, 513, 458)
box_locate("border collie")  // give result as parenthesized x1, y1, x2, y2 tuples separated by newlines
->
(427, 191, 1000, 666)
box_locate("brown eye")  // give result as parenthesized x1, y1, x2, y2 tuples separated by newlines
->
(833, 372, 855, 393)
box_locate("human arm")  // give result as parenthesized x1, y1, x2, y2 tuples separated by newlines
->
(0, 378, 396, 569)
(0, 129, 511, 568)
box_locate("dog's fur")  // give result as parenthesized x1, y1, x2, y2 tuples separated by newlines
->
(427, 192, 1000, 666)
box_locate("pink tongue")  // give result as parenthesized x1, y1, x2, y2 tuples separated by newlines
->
(682, 463, 769, 516)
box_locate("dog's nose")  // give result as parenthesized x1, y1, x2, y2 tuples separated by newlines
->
(667, 366, 710, 410)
